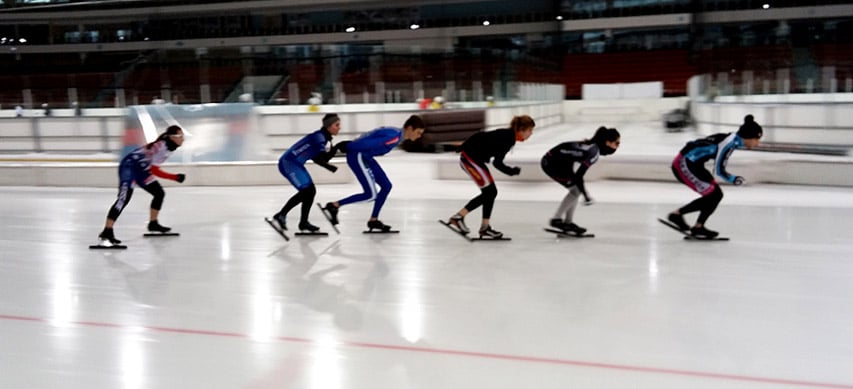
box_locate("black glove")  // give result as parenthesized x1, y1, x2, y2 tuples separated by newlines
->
(314, 151, 333, 165)
(507, 166, 521, 176)
(733, 176, 745, 186)
(176, 173, 186, 183)
(333, 141, 351, 154)
(322, 164, 338, 173)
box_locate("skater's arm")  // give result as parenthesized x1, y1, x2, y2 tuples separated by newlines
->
(492, 156, 519, 176)
(492, 138, 519, 176)
(150, 165, 179, 181)
(714, 134, 740, 183)
(312, 151, 338, 172)
(348, 128, 401, 155)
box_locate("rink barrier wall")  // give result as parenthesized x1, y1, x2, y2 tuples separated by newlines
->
(434, 155, 853, 187)
(3, 97, 853, 186)
(0, 101, 563, 157)
(2, 153, 851, 187)
(693, 95, 853, 147)
(0, 161, 350, 187)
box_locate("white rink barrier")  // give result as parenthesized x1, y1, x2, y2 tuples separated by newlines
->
(435, 155, 853, 187)
(0, 161, 351, 187)
(2, 155, 852, 187)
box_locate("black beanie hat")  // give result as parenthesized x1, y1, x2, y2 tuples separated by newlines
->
(737, 115, 763, 139)
(322, 113, 340, 130)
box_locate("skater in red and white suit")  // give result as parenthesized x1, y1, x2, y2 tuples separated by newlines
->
(97, 125, 186, 245)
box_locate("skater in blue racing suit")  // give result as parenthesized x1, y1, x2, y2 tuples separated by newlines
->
(322, 115, 425, 232)
(271, 113, 342, 232)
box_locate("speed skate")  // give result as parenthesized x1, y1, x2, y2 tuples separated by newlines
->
(657, 218, 729, 241)
(89, 241, 127, 250)
(438, 220, 511, 242)
(544, 228, 595, 238)
(143, 232, 180, 237)
(264, 217, 290, 241)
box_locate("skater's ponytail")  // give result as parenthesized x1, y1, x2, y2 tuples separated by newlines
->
(737, 114, 763, 139)
(148, 125, 183, 151)
(589, 126, 621, 155)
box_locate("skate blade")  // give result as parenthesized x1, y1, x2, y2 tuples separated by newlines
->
(264, 217, 291, 241)
(363, 229, 400, 234)
(544, 228, 594, 238)
(89, 242, 127, 249)
(659, 218, 728, 240)
(143, 232, 180, 237)
(295, 231, 329, 236)
(684, 235, 729, 241)
(315, 203, 340, 234)
(438, 220, 474, 242)
(470, 236, 511, 241)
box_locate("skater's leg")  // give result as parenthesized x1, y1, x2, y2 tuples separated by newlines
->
(367, 159, 391, 220)
(337, 152, 376, 206)
(695, 186, 723, 226)
(101, 182, 134, 243)
(298, 184, 317, 224)
(279, 191, 304, 219)
(671, 157, 716, 218)
(141, 181, 165, 222)
(477, 184, 502, 238)
(278, 161, 313, 223)
(105, 181, 134, 227)
(140, 181, 170, 232)
(451, 153, 494, 234)
(458, 153, 493, 215)
(557, 186, 581, 223)
(479, 184, 498, 230)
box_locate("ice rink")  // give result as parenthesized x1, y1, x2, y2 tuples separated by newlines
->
(2, 123, 853, 388)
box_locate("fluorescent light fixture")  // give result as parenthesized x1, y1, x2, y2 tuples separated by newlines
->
(482, 20, 490, 26)
(346, 26, 356, 33)
(410, 24, 420, 30)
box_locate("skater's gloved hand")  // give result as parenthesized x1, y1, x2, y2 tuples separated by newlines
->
(733, 176, 745, 186)
(507, 166, 521, 176)
(333, 141, 351, 154)
(176, 173, 186, 183)
(314, 151, 333, 165)
(583, 197, 595, 206)
(323, 164, 338, 173)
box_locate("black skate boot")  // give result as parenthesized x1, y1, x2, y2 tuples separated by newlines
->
(448, 214, 470, 234)
(98, 228, 122, 245)
(690, 225, 719, 239)
(274, 212, 288, 230)
(298, 220, 320, 233)
(147, 220, 172, 234)
(478, 225, 503, 239)
(667, 213, 690, 231)
(323, 202, 340, 225)
(563, 222, 587, 235)
(549, 218, 564, 229)
(367, 220, 392, 232)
